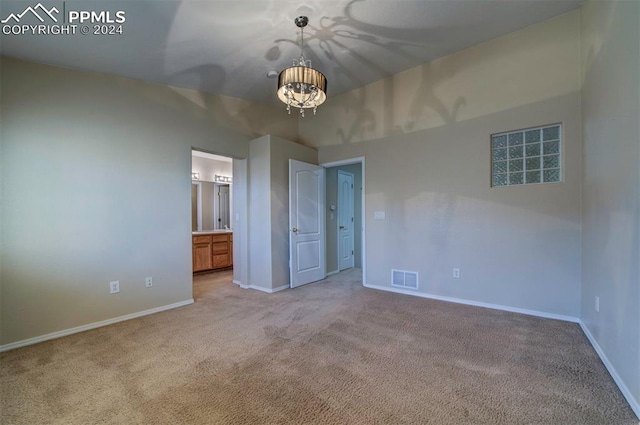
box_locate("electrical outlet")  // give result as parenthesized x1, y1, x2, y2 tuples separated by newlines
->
(453, 268, 461, 279)
(145, 276, 153, 288)
(110, 281, 120, 294)
(595, 296, 599, 312)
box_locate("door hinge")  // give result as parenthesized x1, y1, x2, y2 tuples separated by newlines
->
(351, 217, 354, 222)
(352, 250, 354, 255)
(351, 184, 354, 189)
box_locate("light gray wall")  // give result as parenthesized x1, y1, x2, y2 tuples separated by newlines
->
(305, 11, 583, 318)
(300, 12, 581, 149)
(580, 0, 640, 410)
(0, 57, 297, 345)
(232, 159, 249, 286)
(248, 136, 273, 290)
(326, 163, 363, 272)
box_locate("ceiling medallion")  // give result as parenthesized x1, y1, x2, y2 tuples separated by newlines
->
(277, 16, 327, 117)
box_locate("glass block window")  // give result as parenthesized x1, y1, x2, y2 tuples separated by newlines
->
(491, 123, 562, 187)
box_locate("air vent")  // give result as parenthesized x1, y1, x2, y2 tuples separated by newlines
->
(391, 269, 418, 290)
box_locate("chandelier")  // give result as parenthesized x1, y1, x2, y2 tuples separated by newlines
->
(277, 16, 327, 117)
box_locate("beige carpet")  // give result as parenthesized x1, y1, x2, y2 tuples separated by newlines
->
(1, 269, 637, 424)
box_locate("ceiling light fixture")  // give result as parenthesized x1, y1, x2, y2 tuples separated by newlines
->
(277, 16, 327, 117)
(215, 175, 232, 184)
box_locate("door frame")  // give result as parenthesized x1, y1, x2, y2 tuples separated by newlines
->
(190, 150, 248, 292)
(320, 157, 366, 286)
(337, 170, 355, 271)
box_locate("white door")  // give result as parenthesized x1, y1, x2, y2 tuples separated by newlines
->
(218, 185, 230, 229)
(338, 171, 355, 271)
(289, 159, 325, 288)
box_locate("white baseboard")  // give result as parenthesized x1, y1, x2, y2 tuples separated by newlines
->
(0, 299, 194, 353)
(579, 321, 640, 419)
(247, 284, 289, 294)
(326, 270, 339, 276)
(362, 283, 579, 323)
(270, 284, 290, 293)
(233, 279, 242, 285)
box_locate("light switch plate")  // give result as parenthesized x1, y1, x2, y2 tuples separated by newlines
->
(374, 211, 385, 220)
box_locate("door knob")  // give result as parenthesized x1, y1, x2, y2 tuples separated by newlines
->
(339, 226, 345, 230)
(292, 227, 298, 233)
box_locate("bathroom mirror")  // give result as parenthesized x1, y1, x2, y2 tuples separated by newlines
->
(192, 181, 230, 231)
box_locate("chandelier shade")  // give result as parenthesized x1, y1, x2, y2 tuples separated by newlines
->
(277, 66, 327, 108)
(276, 16, 327, 117)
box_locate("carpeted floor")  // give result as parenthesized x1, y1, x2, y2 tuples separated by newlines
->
(1, 269, 637, 424)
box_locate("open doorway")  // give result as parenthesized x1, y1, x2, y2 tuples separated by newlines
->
(322, 158, 365, 284)
(337, 170, 355, 271)
(191, 150, 235, 299)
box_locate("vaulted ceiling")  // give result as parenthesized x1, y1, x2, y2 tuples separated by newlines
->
(0, 0, 583, 104)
